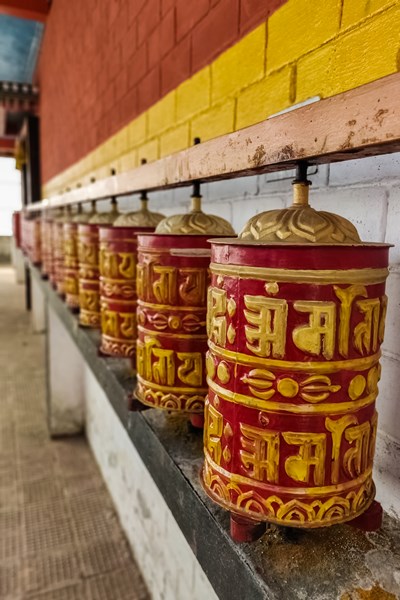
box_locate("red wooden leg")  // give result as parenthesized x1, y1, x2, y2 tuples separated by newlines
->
(230, 513, 267, 543)
(189, 413, 205, 429)
(348, 500, 383, 532)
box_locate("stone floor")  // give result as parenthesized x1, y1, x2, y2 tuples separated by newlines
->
(0, 266, 149, 600)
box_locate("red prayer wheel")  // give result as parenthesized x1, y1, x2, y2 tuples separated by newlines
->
(43, 208, 63, 284)
(99, 199, 164, 358)
(64, 203, 96, 309)
(40, 210, 56, 278)
(78, 200, 119, 327)
(52, 207, 74, 295)
(30, 216, 41, 265)
(202, 178, 390, 533)
(21, 212, 41, 264)
(135, 196, 235, 422)
(12, 211, 21, 248)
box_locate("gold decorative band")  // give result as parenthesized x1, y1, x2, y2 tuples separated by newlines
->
(138, 301, 206, 312)
(136, 375, 208, 395)
(204, 451, 372, 496)
(208, 341, 381, 374)
(101, 298, 137, 305)
(102, 333, 135, 343)
(208, 379, 377, 415)
(100, 277, 136, 284)
(210, 263, 388, 285)
(207, 378, 377, 416)
(138, 326, 207, 339)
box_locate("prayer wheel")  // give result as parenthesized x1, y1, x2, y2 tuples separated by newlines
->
(135, 195, 235, 424)
(21, 212, 41, 264)
(52, 206, 74, 294)
(40, 209, 53, 279)
(40, 209, 58, 278)
(64, 202, 96, 309)
(12, 211, 21, 249)
(99, 197, 164, 358)
(202, 170, 390, 539)
(78, 200, 119, 327)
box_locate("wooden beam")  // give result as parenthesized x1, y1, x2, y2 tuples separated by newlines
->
(30, 72, 400, 211)
(0, 0, 49, 22)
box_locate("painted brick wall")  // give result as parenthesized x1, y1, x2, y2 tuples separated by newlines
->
(38, 0, 284, 186)
(41, 0, 400, 197)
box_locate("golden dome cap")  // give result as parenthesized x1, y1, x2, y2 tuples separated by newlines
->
(113, 198, 165, 228)
(72, 200, 97, 224)
(155, 196, 235, 235)
(89, 199, 119, 225)
(55, 205, 74, 224)
(239, 182, 361, 244)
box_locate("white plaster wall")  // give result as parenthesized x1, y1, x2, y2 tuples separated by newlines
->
(31, 273, 46, 333)
(11, 242, 25, 283)
(47, 306, 85, 436)
(0, 157, 21, 236)
(83, 365, 218, 600)
(121, 154, 400, 519)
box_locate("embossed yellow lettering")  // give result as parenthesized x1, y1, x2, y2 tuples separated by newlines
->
(334, 285, 367, 357)
(207, 287, 227, 346)
(283, 432, 326, 485)
(244, 295, 287, 358)
(354, 298, 380, 355)
(205, 403, 223, 465)
(292, 301, 336, 360)
(177, 352, 203, 387)
(240, 423, 280, 483)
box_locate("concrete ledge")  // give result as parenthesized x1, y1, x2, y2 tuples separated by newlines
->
(29, 264, 400, 600)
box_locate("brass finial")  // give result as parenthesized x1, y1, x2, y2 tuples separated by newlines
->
(89, 198, 120, 225)
(239, 162, 361, 244)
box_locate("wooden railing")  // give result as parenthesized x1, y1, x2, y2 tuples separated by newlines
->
(26, 72, 400, 212)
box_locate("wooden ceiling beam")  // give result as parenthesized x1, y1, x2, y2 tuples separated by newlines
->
(0, 0, 49, 22)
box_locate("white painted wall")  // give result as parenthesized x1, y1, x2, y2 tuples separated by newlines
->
(84, 366, 218, 600)
(0, 157, 21, 235)
(115, 154, 400, 519)
(47, 306, 85, 436)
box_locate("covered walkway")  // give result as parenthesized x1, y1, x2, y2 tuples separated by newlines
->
(0, 266, 148, 600)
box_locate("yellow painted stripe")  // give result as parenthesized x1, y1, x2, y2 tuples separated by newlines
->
(43, 0, 400, 198)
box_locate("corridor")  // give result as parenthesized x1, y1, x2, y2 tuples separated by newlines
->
(0, 267, 148, 600)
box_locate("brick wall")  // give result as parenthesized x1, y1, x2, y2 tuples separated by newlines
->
(38, 0, 284, 185)
(41, 0, 400, 197)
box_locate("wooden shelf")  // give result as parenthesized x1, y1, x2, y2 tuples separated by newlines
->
(27, 72, 400, 212)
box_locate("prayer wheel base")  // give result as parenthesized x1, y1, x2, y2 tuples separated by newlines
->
(127, 394, 150, 412)
(230, 514, 267, 543)
(348, 500, 383, 532)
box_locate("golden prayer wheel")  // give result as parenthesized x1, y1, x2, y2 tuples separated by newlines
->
(22, 212, 41, 265)
(78, 199, 119, 327)
(202, 168, 390, 540)
(12, 211, 21, 249)
(99, 197, 164, 359)
(64, 202, 96, 309)
(52, 206, 74, 295)
(41, 209, 62, 279)
(135, 194, 235, 425)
